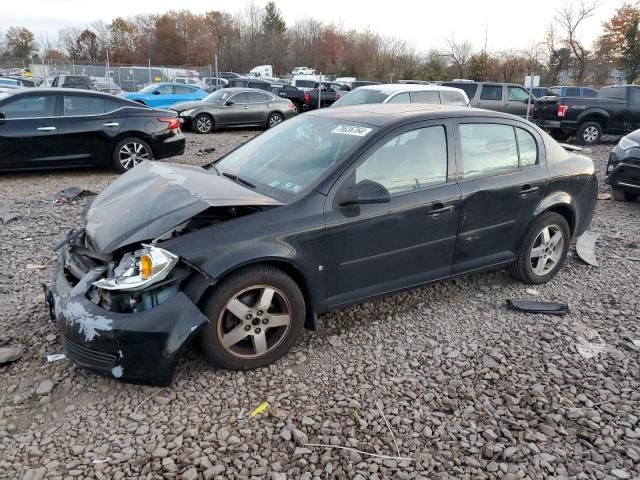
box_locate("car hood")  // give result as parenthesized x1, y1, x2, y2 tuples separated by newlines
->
(85, 161, 282, 254)
(170, 100, 209, 112)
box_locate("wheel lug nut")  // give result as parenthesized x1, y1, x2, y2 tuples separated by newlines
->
(255, 327, 261, 334)
(246, 314, 253, 320)
(244, 325, 251, 331)
(257, 310, 264, 316)
(262, 318, 268, 324)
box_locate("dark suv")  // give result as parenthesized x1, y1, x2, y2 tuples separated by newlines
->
(51, 75, 96, 90)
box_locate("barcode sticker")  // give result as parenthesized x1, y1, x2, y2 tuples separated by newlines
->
(331, 125, 373, 136)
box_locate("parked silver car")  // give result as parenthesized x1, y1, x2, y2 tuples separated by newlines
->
(441, 81, 534, 117)
(169, 88, 297, 133)
(332, 84, 469, 107)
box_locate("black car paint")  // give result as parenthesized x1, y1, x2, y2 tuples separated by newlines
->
(0, 89, 185, 171)
(607, 130, 640, 194)
(48, 105, 597, 385)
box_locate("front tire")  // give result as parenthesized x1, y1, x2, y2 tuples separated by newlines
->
(267, 112, 284, 128)
(200, 266, 306, 370)
(576, 121, 602, 145)
(193, 113, 214, 134)
(611, 186, 639, 202)
(510, 212, 571, 284)
(112, 137, 153, 173)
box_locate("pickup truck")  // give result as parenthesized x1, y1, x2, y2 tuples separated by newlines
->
(533, 85, 640, 145)
(305, 82, 344, 110)
(270, 84, 306, 113)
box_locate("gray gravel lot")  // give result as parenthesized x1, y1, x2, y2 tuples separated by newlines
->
(0, 130, 639, 480)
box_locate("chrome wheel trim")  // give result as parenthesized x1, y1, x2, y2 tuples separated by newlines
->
(196, 115, 212, 133)
(582, 126, 599, 143)
(217, 285, 292, 359)
(530, 224, 565, 277)
(269, 114, 283, 127)
(119, 142, 149, 170)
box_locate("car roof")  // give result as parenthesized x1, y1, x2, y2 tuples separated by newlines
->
(306, 103, 522, 127)
(354, 83, 466, 94)
(2, 87, 123, 98)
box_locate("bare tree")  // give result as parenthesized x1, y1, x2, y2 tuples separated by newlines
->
(445, 35, 473, 78)
(556, 1, 599, 85)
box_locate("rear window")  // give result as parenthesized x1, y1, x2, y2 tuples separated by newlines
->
(442, 82, 478, 99)
(441, 90, 468, 106)
(333, 88, 391, 106)
(65, 76, 92, 87)
(565, 87, 580, 97)
(295, 80, 316, 89)
(599, 87, 627, 100)
(480, 85, 503, 101)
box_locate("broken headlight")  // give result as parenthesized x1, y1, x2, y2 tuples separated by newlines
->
(92, 245, 178, 292)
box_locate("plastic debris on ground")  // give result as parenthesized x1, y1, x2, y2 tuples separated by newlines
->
(576, 230, 599, 267)
(0, 345, 23, 365)
(249, 401, 271, 418)
(507, 299, 570, 315)
(54, 187, 96, 204)
(47, 354, 66, 362)
(0, 207, 20, 225)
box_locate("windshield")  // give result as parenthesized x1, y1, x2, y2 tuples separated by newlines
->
(333, 89, 390, 106)
(203, 90, 234, 103)
(214, 115, 378, 203)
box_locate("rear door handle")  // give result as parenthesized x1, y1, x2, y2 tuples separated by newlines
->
(243, 106, 249, 109)
(103, 122, 119, 127)
(429, 204, 454, 217)
(37, 126, 56, 132)
(520, 185, 539, 197)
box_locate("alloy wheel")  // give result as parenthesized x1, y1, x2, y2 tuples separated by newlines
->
(196, 115, 212, 133)
(529, 224, 565, 276)
(119, 142, 149, 170)
(269, 114, 283, 127)
(217, 285, 292, 359)
(582, 126, 599, 143)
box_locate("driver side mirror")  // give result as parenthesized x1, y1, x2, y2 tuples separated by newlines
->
(152, 90, 161, 95)
(338, 179, 391, 207)
(225, 100, 234, 106)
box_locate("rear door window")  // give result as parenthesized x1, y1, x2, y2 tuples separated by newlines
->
(231, 92, 250, 104)
(480, 85, 503, 101)
(410, 91, 441, 104)
(63, 95, 107, 116)
(174, 85, 193, 94)
(459, 123, 519, 179)
(565, 87, 580, 97)
(516, 128, 538, 167)
(507, 86, 530, 102)
(249, 92, 269, 103)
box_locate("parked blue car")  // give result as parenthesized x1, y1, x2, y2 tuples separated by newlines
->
(123, 83, 207, 108)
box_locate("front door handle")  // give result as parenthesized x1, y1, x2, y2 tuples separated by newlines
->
(103, 122, 119, 127)
(520, 185, 539, 197)
(243, 106, 249, 110)
(37, 126, 56, 132)
(429, 204, 454, 217)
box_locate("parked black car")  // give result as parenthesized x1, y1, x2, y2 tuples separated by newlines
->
(607, 130, 640, 201)
(51, 75, 96, 90)
(0, 88, 185, 173)
(46, 104, 597, 385)
(533, 85, 640, 145)
(305, 82, 344, 109)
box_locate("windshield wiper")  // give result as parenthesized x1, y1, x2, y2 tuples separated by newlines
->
(222, 171, 256, 189)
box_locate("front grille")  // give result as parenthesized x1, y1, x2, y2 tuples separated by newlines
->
(62, 336, 117, 370)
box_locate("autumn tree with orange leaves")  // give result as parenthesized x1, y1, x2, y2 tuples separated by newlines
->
(599, 3, 640, 84)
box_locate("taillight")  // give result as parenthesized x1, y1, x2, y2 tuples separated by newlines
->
(557, 104, 569, 118)
(288, 102, 295, 110)
(304, 92, 310, 104)
(159, 117, 180, 130)
(336, 92, 342, 100)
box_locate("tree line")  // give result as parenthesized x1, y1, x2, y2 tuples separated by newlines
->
(2, 1, 640, 86)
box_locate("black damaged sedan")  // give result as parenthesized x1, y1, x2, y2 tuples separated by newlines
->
(46, 104, 598, 385)
(607, 130, 640, 202)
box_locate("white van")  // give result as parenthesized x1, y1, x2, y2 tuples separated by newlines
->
(249, 65, 275, 78)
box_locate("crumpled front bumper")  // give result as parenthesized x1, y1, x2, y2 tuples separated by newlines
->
(606, 149, 640, 191)
(45, 254, 209, 386)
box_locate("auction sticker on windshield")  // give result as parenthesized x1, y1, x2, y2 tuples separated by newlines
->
(331, 125, 373, 136)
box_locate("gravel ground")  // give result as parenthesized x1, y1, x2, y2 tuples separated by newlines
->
(0, 131, 639, 480)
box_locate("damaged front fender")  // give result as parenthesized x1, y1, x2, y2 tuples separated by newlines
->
(51, 262, 209, 386)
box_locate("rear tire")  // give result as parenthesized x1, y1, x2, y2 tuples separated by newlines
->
(611, 186, 639, 202)
(267, 112, 284, 128)
(576, 121, 602, 145)
(193, 113, 214, 134)
(199, 265, 305, 370)
(510, 212, 571, 284)
(112, 137, 153, 174)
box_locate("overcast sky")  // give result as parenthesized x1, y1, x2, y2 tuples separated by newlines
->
(0, 0, 627, 52)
